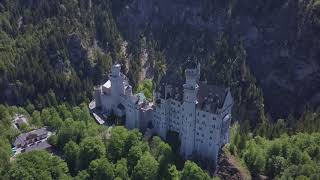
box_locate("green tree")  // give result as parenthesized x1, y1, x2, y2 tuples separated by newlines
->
(88, 158, 114, 180)
(31, 110, 43, 127)
(63, 140, 80, 175)
(74, 170, 90, 180)
(80, 137, 106, 169)
(72, 107, 83, 122)
(150, 136, 173, 178)
(289, 148, 303, 165)
(132, 152, 159, 180)
(167, 164, 180, 180)
(114, 158, 129, 180)
(243, 141, 266, 176)
(57, 104, 73, 120)
(136, 80, 153, 101)
(56, 120, 87, 149)
(266, 156, 288, 179)
(0, 139, 11, 178)
(9, 151, 70, 180)
(79, 103, 92, 123)
(108, 126, 129, 161)
(181, 161, 210, 180)
(127, 144, 143, 173)
(124, 129, 142, 154)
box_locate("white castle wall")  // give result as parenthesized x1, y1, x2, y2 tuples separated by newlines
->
(95, 64, 233, 165)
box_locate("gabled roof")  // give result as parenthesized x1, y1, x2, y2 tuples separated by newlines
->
(13, 128, 48, 147)
(25, 141, 52, 152)
(197, 82, 227, 112)
(103, 80, 111, 89)
(157, 76, 228, 113)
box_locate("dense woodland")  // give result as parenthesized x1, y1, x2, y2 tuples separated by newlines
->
(0, 0, 320, 179)
(0, 0, 155, 108)
(229, 124, 320, 179)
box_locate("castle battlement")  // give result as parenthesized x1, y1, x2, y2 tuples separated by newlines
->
(93, 63, 233, 165)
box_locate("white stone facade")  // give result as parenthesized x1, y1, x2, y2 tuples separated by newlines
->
(94, 63, 233, 164)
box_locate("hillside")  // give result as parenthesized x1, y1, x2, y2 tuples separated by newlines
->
(1, 1, 320, 179)
(113, 0, 320, 119)
(1, 0, 319, 122)
(0, 0, 121, 108)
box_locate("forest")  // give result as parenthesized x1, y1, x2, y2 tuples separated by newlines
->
(0, 104, 215, 180)
(0, 0, 320, 179)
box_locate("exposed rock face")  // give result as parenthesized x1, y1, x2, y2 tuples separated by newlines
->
(216, 147, 251, 180)
(114, 0, 320, 119)
(217, 159, 247, 180)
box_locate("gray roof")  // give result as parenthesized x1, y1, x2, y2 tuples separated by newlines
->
(197, 82, 227, 112)
(25, 141, 52, 152)
(13, 128, 49, 147)
(157, 73, 184, 101)
(157, 77, 227, 113)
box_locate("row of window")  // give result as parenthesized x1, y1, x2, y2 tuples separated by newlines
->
(196, 112, 217, 120)
(195, 135, 214, 141)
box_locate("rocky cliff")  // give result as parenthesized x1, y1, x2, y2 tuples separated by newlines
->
(216, 146, 251, 180)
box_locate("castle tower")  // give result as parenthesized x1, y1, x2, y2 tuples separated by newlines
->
(110, 64, 125, 107)
(180, 68, 199, 158)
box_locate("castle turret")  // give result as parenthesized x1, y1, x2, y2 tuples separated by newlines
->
(183, 69, 199, 103)
(125, 85, 133, 96)
(181, 67, 199, 158)
(111, 64, 121, 77)
(110, 64, 125, 107)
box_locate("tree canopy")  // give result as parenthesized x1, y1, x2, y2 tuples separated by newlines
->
(9, 151, 70, 180)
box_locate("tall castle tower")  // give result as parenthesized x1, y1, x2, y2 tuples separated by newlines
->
(180, 68, 199, 158)
(110, 64, 124, 107)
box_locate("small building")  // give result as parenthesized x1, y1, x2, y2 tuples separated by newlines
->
(13, 127, 51, 153)
(12, 114, 28, 130)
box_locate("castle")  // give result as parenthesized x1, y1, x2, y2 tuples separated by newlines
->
(94, 63, 233, 164)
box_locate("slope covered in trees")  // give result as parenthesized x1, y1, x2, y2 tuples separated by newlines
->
(229, 125, 320, 179)
(2, 0, 318, 133)
(0, 0, 144, 108)
(0, 103, 215, 180)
